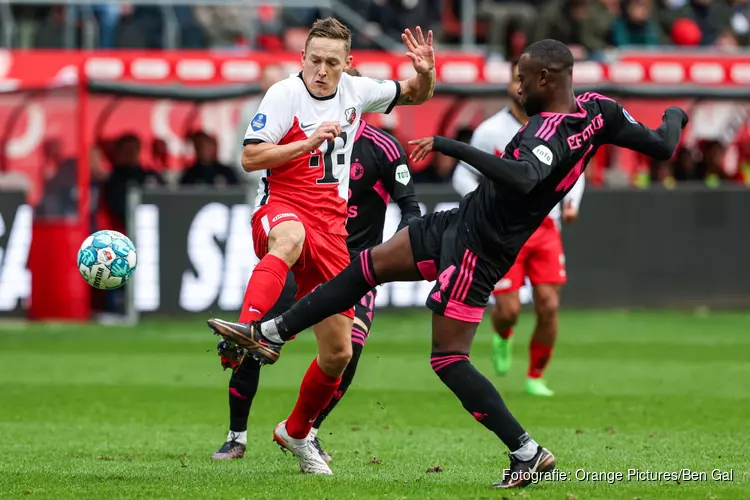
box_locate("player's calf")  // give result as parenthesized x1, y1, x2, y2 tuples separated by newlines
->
(314, 314, 354, 377)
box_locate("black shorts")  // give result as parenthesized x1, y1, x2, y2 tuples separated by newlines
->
(408, 209, 502, 324)
(263, 271, 377, 342)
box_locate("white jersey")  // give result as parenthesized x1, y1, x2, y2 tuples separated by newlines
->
(452, 107, 585, 222)
(243, 72, 400, 235)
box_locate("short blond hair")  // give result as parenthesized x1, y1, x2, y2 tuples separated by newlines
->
(344, 66, 361, 77)
(306, 17, 351, 53)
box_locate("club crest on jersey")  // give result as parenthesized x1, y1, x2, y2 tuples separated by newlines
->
(350, 162, 364, 180)
(251, 113, 266, 131)
(345, 107, 357, 125)
(622, 108, 637, 124)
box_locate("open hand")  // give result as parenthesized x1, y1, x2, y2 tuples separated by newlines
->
(402, 27, 434, 75)
(408, 137, 435, 161)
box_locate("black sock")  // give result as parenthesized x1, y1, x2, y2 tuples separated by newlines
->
(228, 358, 261, 433)
(313, 340, 365, 429)
(269, 250, 379, 342)
(430, 352, 529, 451)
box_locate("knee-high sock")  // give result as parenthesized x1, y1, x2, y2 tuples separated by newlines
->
(430, 352, 530, 451)
(313, 334, 366, 429)
(285, 358, 342, 439)
(228, 358, 261, 432)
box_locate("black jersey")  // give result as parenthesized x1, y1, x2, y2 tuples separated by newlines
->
(434, 93, 686, 269)
(345, 122, 420, 258)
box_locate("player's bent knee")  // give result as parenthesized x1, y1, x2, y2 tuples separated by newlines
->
(268, 220, 305, 266)
(534, 289, 560, 320)
(492, 297, 521, 325)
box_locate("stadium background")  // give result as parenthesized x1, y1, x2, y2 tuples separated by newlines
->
(0, 2, 749, 499)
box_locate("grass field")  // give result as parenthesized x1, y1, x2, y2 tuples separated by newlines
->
(0, 309, 748, 499)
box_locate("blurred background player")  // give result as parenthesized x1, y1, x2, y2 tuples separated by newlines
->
(212, 18, 435, 474)
(451, 59, 585, 397)
(213, 67, 420, 461)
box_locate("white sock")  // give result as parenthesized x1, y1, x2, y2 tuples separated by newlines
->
(309, 427, 319, 439)
(227, 430, 247, 445)
(511, 438, 539, 461)
(260, 320, 284, 344)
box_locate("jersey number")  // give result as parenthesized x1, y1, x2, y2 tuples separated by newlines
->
(309, 131, 348, 184)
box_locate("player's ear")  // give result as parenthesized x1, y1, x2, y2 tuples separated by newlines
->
(346, 53, 353, 68)
(539, 68, 549, 87)
(300, 49, 306, 66)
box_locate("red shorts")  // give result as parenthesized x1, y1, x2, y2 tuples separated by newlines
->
(493, 217, 566, 295)
(251, 202, 354, 319)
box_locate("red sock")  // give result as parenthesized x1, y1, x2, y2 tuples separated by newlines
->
(286, 358, 341, 439)
(239, 254, 289, 323)
(528, 339, 553, 379)
(499, 328, 514, 340)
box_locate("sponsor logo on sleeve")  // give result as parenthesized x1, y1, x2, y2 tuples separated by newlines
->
(532, 145, 554, 165)
(395, 164, 411, 186)
(251, 113, 267, 131)
(622, 108, 638, 124)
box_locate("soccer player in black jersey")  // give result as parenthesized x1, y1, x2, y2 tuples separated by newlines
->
(212, 69, 421, 461)
(207, 40, 688, 487)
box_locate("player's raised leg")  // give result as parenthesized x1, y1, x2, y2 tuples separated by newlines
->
(207, 226, 424, 361)
(525, 284, 560, 397)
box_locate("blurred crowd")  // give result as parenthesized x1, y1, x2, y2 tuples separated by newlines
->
(3, 0, 750, 55)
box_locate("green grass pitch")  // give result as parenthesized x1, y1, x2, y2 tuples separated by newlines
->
(0, 310, 748, 499)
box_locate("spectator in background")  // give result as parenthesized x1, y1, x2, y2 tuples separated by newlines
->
(533, 0, 613, 59)
(696, 140, 730, 186)
(673, 146, 700, 181)
(611, 0, 662, 46)
(479, 0, 537, 57)
(650, 158, 677, 188)
(729, 0, 750, 45)
(235, 64, 287, 182)
(180, 131, 239, 187)
(194, 2, 249, 48)
(35, 139, 78, 218)
(660, 0, 732, 46)
(101, 134, 164, 231)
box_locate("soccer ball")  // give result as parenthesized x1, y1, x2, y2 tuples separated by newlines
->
(77, 230, 137, 290)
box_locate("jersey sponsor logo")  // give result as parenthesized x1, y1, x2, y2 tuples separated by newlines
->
(345, 107, 357, 125)
(567, 113, 604, 150)
(350, 161, 365, 180)
(395, 164, 411, 186)
(271, 212, 298, 223)
(622, 108, 637, 124)
(532, 145, 554, 165)
(251, 113, 266, 131)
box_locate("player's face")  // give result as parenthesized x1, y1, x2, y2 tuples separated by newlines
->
(507, 64, 522, 108)
(517, 56, 546, 116)
(302, 37, 353, 98)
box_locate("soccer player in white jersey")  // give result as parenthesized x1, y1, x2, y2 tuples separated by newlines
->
(451, 59, 584, 397)
(208, 18, 436, 474)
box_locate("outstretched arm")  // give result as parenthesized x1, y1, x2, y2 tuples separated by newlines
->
(396, 27, 436, 106)
(607, 105, 689, 161)
(410, 136, 553, 194)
